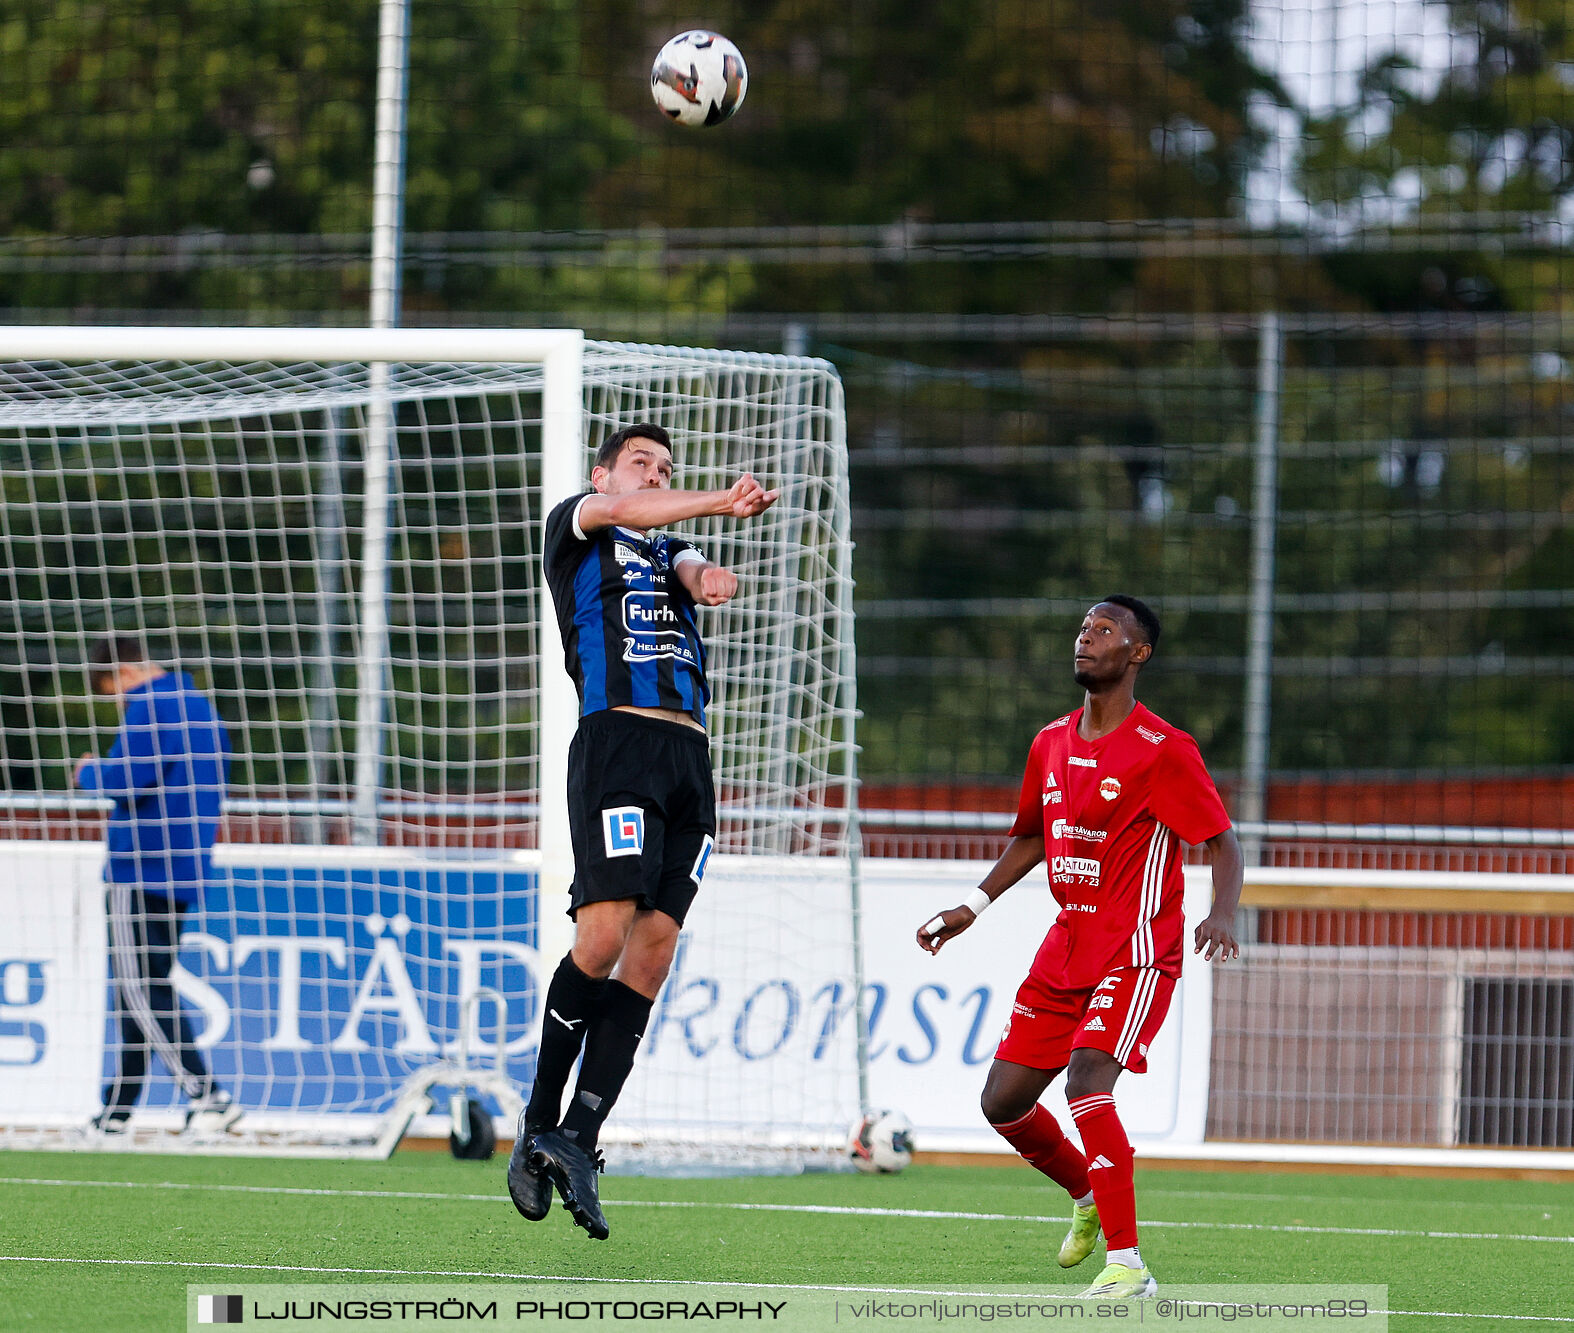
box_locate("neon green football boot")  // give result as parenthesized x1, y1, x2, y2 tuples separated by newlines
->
(1057, 1200, 1100, 1268)
(1078, 1261, 1158, 1299)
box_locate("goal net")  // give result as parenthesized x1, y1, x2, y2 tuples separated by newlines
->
(0, 328, 862, 1166)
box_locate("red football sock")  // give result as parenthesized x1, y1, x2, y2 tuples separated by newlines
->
(989, 1103, 1090, 1199)
(1068, 1093, 1138, 1249)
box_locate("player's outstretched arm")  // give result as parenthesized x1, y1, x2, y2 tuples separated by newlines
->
(1193, 826, 1244, 962)
(917, 834, 1045, 955)
(578, 475, 780, 533)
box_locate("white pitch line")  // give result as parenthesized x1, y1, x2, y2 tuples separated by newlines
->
(2, 1175, 1571, 1245)
(631, 1200, 1574, 1245)
(0, 1175, 490, 1204)
(1388, 1315, 1574, 1325)
(1144, 1186, 1570, 1213)
(0, 1256, 1570, 1324)
(0, 1256, 1138, 1301)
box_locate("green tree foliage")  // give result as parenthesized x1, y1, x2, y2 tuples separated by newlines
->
(0, 0, 633, 235)
(618, 0, 1277, 226)
(1297, 0, 1574, 310)
(0, 0, 1278, 317)
(4, 4, 1566, 790)
(587, 0, 1286, 318)
(0, 0, 632, 310)
(1301, 0, 1574, 216)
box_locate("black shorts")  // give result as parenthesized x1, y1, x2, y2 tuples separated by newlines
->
(566, 710, 717, 926)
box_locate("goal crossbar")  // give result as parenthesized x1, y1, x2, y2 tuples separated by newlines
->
(0, 325, 584, 365)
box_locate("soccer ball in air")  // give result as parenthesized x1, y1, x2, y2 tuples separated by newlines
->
(651, 31, 748, 128)
(847, 1108, 915, 1174)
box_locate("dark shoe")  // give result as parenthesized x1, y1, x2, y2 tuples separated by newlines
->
(506, 1118, 552, 1221)
(91, 1109, 131, 1135)
(182, 1089, 243, 1137)
(529, 1128, 608, 1240)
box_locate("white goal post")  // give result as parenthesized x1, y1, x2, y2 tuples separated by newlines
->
(0, 326, 865, 1166)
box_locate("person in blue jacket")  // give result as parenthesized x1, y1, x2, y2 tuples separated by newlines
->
(73, 634, 240, 1136)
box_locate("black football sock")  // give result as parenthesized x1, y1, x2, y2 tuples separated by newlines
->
(559, 980, 654, 1151)
(524, 955, 608, 1128)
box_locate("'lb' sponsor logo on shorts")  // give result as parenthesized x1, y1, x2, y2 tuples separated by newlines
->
(602, 806, 645, 858)
(690, 833, 715, 886)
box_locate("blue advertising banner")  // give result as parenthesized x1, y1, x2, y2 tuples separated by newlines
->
(127, 862, 541, 1115)
(6, 844, 1206, 1151)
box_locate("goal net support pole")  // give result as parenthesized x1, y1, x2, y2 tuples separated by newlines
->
(535, 333, 586, 972)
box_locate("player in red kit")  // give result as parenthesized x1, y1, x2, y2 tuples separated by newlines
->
(917, 595, 1243, 1300)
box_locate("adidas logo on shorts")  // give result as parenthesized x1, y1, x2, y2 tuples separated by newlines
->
(1083, 1016, 1106, 1031)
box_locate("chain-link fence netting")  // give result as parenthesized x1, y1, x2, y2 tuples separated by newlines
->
(2, 1, 1572, 855)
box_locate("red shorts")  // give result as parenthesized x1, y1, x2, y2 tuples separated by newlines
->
(995, 967, 1176, 1074)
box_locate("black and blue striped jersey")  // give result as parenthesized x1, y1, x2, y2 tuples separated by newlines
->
(544, 493, 712, 724)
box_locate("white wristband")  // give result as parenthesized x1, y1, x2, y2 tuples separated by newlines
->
(963, 887, 992, 917)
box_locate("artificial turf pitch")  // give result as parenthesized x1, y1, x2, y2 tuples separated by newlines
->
(1, 1149, 1569, 1331)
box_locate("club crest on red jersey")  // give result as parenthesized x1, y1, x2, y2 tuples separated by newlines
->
(1099, 776, 1121, 801)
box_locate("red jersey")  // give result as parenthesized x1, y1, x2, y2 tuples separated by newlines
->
(1008, 701, 1231, 989)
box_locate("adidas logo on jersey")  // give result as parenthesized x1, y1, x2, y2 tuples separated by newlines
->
(1083, 1016, 1106, 1031)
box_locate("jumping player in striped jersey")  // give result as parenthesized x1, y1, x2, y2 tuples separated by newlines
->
(508, 423, 778, 1239)
(917, 596, 1243, 1300)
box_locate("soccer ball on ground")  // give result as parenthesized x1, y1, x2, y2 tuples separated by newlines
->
(651, 31, 748, 127)
(846, 1108, 915, 1174)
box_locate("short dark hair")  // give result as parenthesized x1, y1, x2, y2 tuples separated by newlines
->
(1099, 594, 1161, 652)
(87, 633, 153, 684)
(595, 423, 673, 472)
